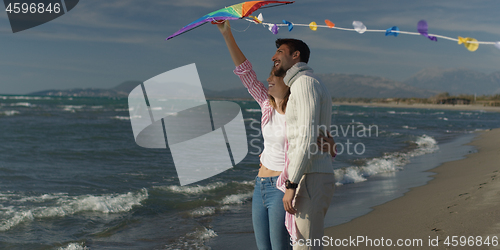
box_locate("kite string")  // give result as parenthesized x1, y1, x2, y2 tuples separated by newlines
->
(243, 18, 497, 45)
(209, 17, 252, 33)
(231, 22, 252, 32)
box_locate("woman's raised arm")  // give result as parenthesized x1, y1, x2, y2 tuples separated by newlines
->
(217, 21, 247, 66)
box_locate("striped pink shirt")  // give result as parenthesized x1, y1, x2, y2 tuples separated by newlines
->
(234, 60, 298, 242)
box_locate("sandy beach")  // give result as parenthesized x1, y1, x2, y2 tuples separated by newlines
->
(324, 128, 500, 249)
(334, 102, 500, 113)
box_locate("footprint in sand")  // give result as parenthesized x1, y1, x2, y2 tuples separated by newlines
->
(447, 204, 458, 209)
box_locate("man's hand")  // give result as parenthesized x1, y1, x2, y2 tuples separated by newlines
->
(317, 131, 337, 157)
(283, 188, 297, 214)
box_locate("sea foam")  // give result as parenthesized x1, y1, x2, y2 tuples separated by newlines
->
(0, 110, 20, 116)
(164, 227, 217, 250)
(0, 189, 148, 231)
(221, 192, 253, 205)
(58, 242, 89, 250)
(335, 135, 439, 186)
(159, 182, 227, 194)
(245, 108, 261, 113)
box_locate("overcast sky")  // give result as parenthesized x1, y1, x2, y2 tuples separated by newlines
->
(1, 0, 499, 94)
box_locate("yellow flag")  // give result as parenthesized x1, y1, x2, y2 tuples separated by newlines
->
(309, 22, 317, 31)
(458, 36, 479, 52)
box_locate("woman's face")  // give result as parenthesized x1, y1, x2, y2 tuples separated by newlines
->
(267, 73, 289, 100)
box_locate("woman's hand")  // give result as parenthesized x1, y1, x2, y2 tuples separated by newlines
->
(216, 20, 231, 36)
(317, 131, 337, 157)
(283, 188, 297, 214)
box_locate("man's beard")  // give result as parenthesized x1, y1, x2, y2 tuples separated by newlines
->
(273, 65, 287, 78)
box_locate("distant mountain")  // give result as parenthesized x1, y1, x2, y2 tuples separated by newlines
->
(316, 73, 438, 98)
(111, 81, 142, 94)
(204, 74, 438, 99)
(404, 68, 500, 95)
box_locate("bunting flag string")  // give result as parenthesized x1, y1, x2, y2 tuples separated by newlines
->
(244, 16, 500, 52)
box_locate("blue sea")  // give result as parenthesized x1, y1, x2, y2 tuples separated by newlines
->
(1, 95, 500, 250)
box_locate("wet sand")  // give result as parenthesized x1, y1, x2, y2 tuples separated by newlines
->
(324, 128, 500, 249)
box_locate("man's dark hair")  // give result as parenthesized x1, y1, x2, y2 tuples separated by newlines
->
(275, 38, 310, 63)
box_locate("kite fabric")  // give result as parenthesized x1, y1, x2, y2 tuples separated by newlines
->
(385, 26, 399, 37)
(458, 36, 479, 52)
(242, 15, 499, 52)
(417, 20, 437, 41)
(324, 19, 335, 28)
(283, 20, 293, 31)
(166, 0, 294, 40)
(352, 21, 367, 34)
(309, 22, 318, 31)
(269, 24, 279, 34)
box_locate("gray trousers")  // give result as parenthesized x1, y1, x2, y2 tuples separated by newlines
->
(292, 173, 335, 250)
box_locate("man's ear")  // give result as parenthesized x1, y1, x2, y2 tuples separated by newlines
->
(292, 51, 300, 60)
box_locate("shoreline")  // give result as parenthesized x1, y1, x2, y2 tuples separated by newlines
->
(334, 102, 500, 113)
(324, 128, 500, 249)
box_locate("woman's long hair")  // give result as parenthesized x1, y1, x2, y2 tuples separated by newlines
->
(268, 68, 291, 112)
(269, 90, 290, 112)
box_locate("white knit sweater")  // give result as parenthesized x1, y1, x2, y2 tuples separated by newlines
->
(284, 62, 334, 183)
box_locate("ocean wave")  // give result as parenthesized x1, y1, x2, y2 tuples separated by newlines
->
(15, 193, 69, 203)
(0, 95, 53, 100)
(245, 108, 261, 113)
(0, 189, 148, 231)
(156, 181, 254, 218)
(388, 111, 421, 115)
(158, 182, 228, 194)
(402, 125, 417, 129)
(157, 181, 253, 195)
(10, 102, 35, 107)
(340, 111, 365, 116)
(164, 227, 217, 250)
(0, 110, 20, 116)
(111, 116, 130, 120)
(57, 242, 89, 250)
(60, 105, 84, 112)
(335, 135, 439, 186)
(221, 192, 253, 205)
(189, 207, 216, 217)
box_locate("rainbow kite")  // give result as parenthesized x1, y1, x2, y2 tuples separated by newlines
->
(166, 1, 294, 40)
(166, 1, 500, 52)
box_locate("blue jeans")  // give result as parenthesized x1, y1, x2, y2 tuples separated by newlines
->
(252, 176, 292, 250)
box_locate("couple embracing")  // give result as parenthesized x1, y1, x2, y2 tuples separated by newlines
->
(218, 21, 336, 250)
